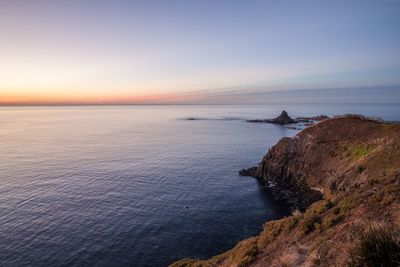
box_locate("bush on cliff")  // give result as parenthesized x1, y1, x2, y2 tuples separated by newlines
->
(347, 225, 400, 267)
(299, 214, 321, 236)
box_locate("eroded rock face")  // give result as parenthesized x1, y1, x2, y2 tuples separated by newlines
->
(240, 115, 397, 211)
(241, 136, 323, 211)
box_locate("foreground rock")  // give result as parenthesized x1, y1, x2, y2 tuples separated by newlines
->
(238, 167, 258, 177)
(171, 115, 400, 267)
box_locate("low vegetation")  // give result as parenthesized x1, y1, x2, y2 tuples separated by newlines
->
(257, 220, 285, 249)
(352, 145, 372, 160)
(347, 225, 400, 267)
(299, 213, 321, 236)
(338, 196, 359, 213)
(321, 213, 344, 229)
(371, 182, 399, 208)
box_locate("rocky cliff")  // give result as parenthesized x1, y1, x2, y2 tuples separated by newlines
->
(171, 115, 400, 267)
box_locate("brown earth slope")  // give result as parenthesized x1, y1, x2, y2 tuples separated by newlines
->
(171, 115, 400, 267)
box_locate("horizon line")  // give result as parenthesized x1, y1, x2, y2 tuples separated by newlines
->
(1, 102, 400, 107)
(1, 84, 399, 106)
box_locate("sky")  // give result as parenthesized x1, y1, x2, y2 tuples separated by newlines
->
(0, 0, 400, 104)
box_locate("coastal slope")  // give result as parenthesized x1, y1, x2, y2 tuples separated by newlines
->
(171, 115, 400, 267)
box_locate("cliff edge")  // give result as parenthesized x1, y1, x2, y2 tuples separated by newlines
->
(171, 115, 400, 267)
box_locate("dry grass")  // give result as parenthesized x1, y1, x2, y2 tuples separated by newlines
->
(257, 219, 285, 249)
(279, 251, 300, 267)
(347, 224, 400, 267)
(169, 259, 206, 267)
(298, 200, 335, 236)
(371, 182, 399, 208)
(227, 238, 258, 267)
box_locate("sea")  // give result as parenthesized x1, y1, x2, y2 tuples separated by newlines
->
(1, 104, 399, 267)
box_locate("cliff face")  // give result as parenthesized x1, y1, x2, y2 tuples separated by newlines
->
(171, 116, 400, 267)
(252, 135, 324, 211)
(250, 115, 400, 211)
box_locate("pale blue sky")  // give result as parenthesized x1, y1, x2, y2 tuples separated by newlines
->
(0, 0, 399, 104)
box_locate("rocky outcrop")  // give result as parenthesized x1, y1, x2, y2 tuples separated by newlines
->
(240, 138, 323, 211)
(239, 167, 258, 177)
(171, 115, 400, 267)
(247, 110, 295, 124)
(268, 110, 296, 124)
(241, 132, 327, 210)
(247, 111, 329, 126)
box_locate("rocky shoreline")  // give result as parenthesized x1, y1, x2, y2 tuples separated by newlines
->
(171, 114, 400, 267)
(239, 158, 323, 212)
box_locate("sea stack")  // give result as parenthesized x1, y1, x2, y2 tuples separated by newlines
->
(269, 110, 295, 124)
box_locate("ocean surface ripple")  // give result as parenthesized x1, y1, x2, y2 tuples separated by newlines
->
(1, 104, 399, 267)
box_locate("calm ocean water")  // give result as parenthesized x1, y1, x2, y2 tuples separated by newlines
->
(1, 104, 399, 267)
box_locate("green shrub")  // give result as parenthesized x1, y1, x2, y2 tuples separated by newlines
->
(257, 220, 283, 249)
(284, 215, 300, 231)
(315, 199, 334, 215)
(352, 145, 371, 160)
(322, 213, 344, 229)
(234, 241, 258, 267)
(347, 225, 400, 267)
(298, 200, 335, 236)
(299, 214, 321, 236)
(339, 197, 359, 213)
(333, 206, 341, 215)
(305, 200, 335, 217)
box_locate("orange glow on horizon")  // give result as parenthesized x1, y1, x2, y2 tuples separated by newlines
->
(0, 90, 203, 105)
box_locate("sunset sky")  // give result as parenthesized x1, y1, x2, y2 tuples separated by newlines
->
(1, 0, 400, 104)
